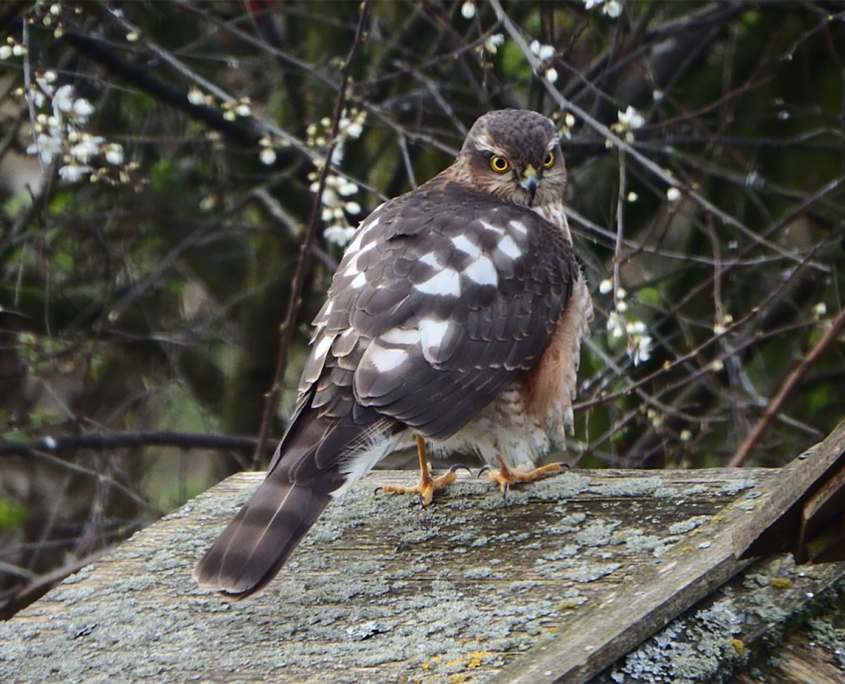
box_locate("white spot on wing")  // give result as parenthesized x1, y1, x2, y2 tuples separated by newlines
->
(498, 235, 522, 259)
(347, 215, 380, 253)
(480, 219, 505, 235)
(509, 220, 528, 235)
(463, 255, 498, 287)
(415, 268, 461, 297)
(368, 345, 409, 372)
(419, 318, 452, 359)
(381, 327, 420, 345)
(351, 272, 367, 288)
(419, 252, 442, 269)
(312, 334, 333, 358)
(451, 234, 481, 259)
(342, 240, 376, 277)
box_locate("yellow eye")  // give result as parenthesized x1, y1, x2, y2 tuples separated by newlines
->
(490, 155, 509, 173)
(543, 152, 555, 168)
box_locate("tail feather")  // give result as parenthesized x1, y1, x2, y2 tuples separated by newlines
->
(192, 476, 332, 597)
(194, 402, 393, 597)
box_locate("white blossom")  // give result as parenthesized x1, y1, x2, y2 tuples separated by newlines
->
(27, 133, 63, 164)
(70, 135, 105, 163)
(530, 40, 556, 62)
(545, 68, 559, 84)
(104, 143, 124, 165)
(259, 147, 277, 165)
(53, 84, 76, 114)
(604, 1, 621, 17)
(461, 0, 476, 19)
(58, 162, 91, 182)
(599, 278, 613, 294)
(0, 45, 12, 60)
(187, 87, 205, 105)
(631, 334, 652, 366)
(666, 187, 681, 202)
(626, 320, 652, 366)
(617, 105, 645, 130)
(71, 97, 95, 120)
(234, 100, 252, 117)
(324, 225, 356, 247)
(484, 34, 504, 54)
(337, 179, 358, 196)
(345, 120, 363, 138)
(606, 310, 626, 338)
(584, 0, 622, 17)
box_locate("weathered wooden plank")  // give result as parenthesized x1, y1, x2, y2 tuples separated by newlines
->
(734, 419, 845, 563)
(495, 419, 845, 683)
(596, 550, 845, 682)
(1, 466, 783, 683)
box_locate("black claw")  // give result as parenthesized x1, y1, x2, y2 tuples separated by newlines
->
(554, 462, 572, 472)
(477, 465, 492, 478)
(448, 464, 472, 475)
(374, 486, 383, 494)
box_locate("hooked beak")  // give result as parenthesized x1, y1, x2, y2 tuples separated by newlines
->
(520, 164, 539, 204)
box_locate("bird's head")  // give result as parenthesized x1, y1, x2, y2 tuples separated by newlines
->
(458, 109, 567, 208)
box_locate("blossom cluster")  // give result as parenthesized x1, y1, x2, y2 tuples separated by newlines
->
(530, 40, 558, 84)
(611, 105, 645, 144)
(559, 112, 577, 140)
(601, 279, 653, 367)
(584, 0, 622, 18)
(305, 109, 367, 247)
(23, 71, 127, 184)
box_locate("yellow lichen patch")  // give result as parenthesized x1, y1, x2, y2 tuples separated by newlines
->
(559, 598, 584, 609)
(466, 651, 496, 668)
(421, 655, 442, 670)
(769, 577, 793, 590)
(731, 638, 745, 655)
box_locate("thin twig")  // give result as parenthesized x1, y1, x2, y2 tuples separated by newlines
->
(0, 431, 261, 457)
(252, 0, 373, 468)
(613, 150, 626, 308)
(728, 306, 845, 467)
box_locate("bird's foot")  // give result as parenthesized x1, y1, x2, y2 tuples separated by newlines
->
(378, 464, 467, 506)
(483, 462, 568, 492)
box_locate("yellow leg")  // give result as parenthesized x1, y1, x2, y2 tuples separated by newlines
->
(379, 435, 458, 506)
(487, 462, 565, 491)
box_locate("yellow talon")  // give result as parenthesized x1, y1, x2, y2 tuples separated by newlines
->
(487, 462, 565, 491)
(378, 435, 457, 505)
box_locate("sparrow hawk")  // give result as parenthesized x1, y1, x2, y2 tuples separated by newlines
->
(194, 109, 593, 596)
